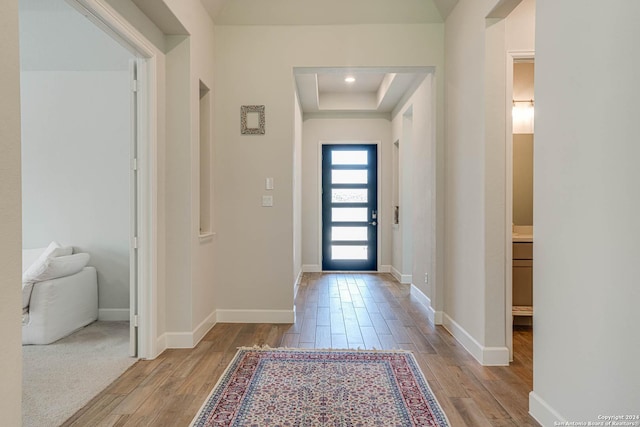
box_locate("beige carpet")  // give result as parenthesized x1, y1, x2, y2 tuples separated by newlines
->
(22, 321, 137, 427)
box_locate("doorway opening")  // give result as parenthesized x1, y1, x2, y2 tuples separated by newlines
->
(19, 0, 137, 343)
(506, 53, 535, 361)
(19, 0, 156, 422)
(321, 144, 378, 271)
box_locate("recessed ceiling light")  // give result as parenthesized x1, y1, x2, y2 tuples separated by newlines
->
(345, 76, 356, 83)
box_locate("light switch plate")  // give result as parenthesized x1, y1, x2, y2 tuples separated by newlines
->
(262, 195, 273, 207)
(265, 177, 274, 190)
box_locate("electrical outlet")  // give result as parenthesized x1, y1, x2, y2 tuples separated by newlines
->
(424, 273, 429, 284)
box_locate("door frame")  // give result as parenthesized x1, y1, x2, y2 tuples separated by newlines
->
(69, 0, 160, 359)
(505, 50, 535, 361)
(318, 140, 382, 272)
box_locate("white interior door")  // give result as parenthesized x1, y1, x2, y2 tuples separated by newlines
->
(129, 58, 139, 357)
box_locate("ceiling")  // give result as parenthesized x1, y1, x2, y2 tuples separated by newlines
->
(200, 1, 453, 115)
(18, 0, 449, 113)
(295, 67, 431, 115)
(201, 0, 459, 25)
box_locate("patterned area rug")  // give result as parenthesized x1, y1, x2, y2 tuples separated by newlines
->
(190, 347, 449, 426)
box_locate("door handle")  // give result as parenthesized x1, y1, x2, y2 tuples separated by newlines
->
(369, 221, 377, 226)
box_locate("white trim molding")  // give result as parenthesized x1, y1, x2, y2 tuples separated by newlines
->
(379, 265, 392, 273)
(71, 0, 161, 361)
(409, 285, 443, 325)
(98, 308, 130, 321)
(302, 264, 321, 273)
(163, 310, 216, 349)
(391, 266, 412, 284)
(294, 269, 303, 299)
(216, 309, 295, 324)
(156, 334, 167, 355)
(442, 314, 509, 366)
(529, 392, 565, 426)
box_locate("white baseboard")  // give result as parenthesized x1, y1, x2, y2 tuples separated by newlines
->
(164, 332, 194, 349)
(391, 266, 412, 284)
(409, 284, 443, 325)
(391, 267, 401, 281)
(193, 310, 217, 346)
(98, 308, 130, 321)
(216, 309, 295, 324)
(529, 391, 565, 426)
(164, 310, 217, 349)
(294, 269, 303, 299)
(156, 334, 167, 356)
(302, 264, 392, 274)
(442, 313, 509, 366)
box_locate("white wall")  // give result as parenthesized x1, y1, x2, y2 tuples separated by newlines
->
(0, 0, 23, 422)
(21, 71, 131, 312)
(301, 117, 392, 271)
(293, 92, 302, 285)
(68, 0, 217, 349)
(164, 36, 192, 333)
(444, 0, 497, 355)
(399, 111, 413, 279)
(531, 0, 640, 423)
(391, 75, 438, 310)
(162, 0, 217, 343)
(214, 23, 443, 318)
(443, 0, 534, 364)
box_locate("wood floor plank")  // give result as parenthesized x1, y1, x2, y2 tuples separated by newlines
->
(343, 318, 364, 348)
(64, 394, 126, 426)
(315, 325, 332, 348)
(281, 333, 300, 347)
(331, 334, 348, 349)
(316, 306, 330, 326)
(369, 312, 392, 335)
(450, 397, 494, 427)
(299, 317, 316, 343)
(360, 326, 382, 349)
(330, 309, 346, 335)
(386, 319, 413, 343)
(376, 333, 399, 350)
(353, 306, 373, 327)
(61, 273, 537, 427)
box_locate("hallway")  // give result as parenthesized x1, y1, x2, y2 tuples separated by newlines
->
(64, 273, 537, 426)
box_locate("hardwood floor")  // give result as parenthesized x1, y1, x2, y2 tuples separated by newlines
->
(62, 273, 538, 426)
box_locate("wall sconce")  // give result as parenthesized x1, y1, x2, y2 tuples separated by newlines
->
(512, 99, 534, 134)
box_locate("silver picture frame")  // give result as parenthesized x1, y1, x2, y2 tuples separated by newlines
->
(241, 105, 265, 135)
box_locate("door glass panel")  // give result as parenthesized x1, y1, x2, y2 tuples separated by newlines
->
(332, 227, 368, 241)
(332, 189, 367, 203)
(332, 245, 368, 260)
(332, 208, 368, 222)
(332, 170, 367, 184)
(332, 151, 368, 165)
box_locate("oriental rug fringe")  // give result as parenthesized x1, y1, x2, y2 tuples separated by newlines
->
(190, 347, 449, 427)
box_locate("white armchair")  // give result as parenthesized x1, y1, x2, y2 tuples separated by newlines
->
(22, 243, 98, 345)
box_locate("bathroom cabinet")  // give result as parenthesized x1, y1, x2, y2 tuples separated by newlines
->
(513, 242, 533, 317)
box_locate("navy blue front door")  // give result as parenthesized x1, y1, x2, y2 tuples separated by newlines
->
(322, 144, 378, 271)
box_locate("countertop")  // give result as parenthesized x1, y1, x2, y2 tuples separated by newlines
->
(512, 225, 533, 243)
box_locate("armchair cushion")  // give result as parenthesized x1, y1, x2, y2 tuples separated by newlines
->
(22, 242, 72, 282)
(25, 253, 90, 284)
